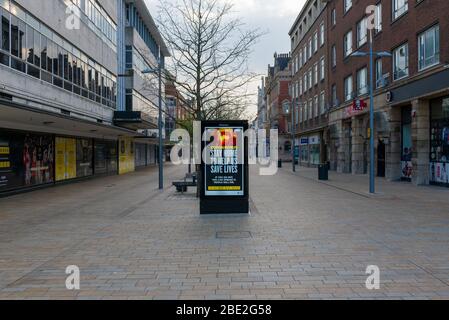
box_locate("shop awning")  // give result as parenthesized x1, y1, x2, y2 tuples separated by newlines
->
(0, 98, 140, 140)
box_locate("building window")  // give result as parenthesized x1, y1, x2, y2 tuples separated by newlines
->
(332, 84, 337, 107)
(320, 91, 326, 115)
(375, 4, 382, 33)
(313, 63, 318, 86)
(331, 45, 336, 67)
(314, 95, 319, 118)
(393, 0, 408, 20)
(313, 31, 318, 53)
(344, 30, 353, 58)
(375, 58, 384, 88)
(418, 24, 440, 71)
(308, 99, 313, 120)
(320, 57, 325, 81)
(308, 38, 312, 58)
(320, 23, 325, 46)
(393, 43, 409, 81)
(357, 67, 368, 96)
(308, 69, 312, 90)
(357, 18, 367, 47)
(344, 75, 353, 101)
(344, 0, 352, 13)
(331, 9, 336, 26)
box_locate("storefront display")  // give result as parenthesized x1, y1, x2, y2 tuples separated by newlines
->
(76, 139, 93, 178)
(0, 131, 54, 192)
(309, 135, 321, 166)
(300, 137, 309, 164)
(430, 96, 449, 186)
(401, 106, 413, 180)
(94, 140, 118, 175)
(55, 137, 77, 182)
(135, 142, 147, 168)
(119, 137, 135, 175)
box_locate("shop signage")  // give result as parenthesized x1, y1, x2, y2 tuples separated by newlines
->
(309, 135, 321, 145)
(200, 121, 249, 214)
(300, 138, 309, 145)
(353, 99, 367, 111)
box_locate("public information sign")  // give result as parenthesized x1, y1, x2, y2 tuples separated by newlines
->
(200, 121, 249, 214)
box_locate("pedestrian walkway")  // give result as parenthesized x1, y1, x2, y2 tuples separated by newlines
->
(287, 166, 449, 203)
(0, 164, 448, 300)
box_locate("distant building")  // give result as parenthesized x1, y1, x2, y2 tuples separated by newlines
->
(265, 52, 292, 162)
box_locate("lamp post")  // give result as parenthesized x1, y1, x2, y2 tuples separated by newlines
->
(142, 52, 164, 190)
(350, 29, 391, 194)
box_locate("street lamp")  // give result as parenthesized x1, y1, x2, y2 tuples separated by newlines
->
(350, 29, 392, 194)
(142, 53, 164, 190)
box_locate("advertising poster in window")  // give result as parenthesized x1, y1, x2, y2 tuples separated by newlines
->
(119, 137, 135, 175)
(204, 127, 244, 196)
(55, 137, 77, 181)
(0, 131, 54, 192)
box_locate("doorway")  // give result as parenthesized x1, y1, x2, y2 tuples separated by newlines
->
(377, 140, 386, 177)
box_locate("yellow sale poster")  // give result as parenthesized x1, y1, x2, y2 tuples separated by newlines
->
(55, 137, 66, 182)
(55, 137, 77, 181)
(119, 137, 135, 175)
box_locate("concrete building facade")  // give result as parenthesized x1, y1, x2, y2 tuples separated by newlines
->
(0, 0, 169, 194)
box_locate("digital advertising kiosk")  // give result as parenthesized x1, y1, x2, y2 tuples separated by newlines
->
(200, 120, 249, 215)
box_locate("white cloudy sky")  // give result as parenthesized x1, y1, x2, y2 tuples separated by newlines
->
(145, 0, 307, 117)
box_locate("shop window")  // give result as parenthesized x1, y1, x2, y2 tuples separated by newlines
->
(430, 96, 449, 186)
(401, 106, 412, 180)
(1, 8, 10, 52)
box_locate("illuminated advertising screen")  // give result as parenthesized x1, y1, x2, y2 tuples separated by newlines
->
(204, 127, 244, 197)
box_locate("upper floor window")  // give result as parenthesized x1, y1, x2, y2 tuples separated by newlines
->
(357, 18, 367, 47)
(344, 0, 352, 13)
(320, 23, 325, 46)
(418, 24, 440, 71)
(375, 4, 382, 33)
(331, 45, 337, 67)
(320, 57, 325, 81)
(331, 9, 336, 26)
(393, 0, 408, 20)
(393, 43, 409, 81)
(344, 30, 353, 58)
(344, 75, 353, 101)
(357, 67, 368, 96)
(313, 31, 318, 53)
(375, 58, 384, 88)
(332, 84, 337, 106)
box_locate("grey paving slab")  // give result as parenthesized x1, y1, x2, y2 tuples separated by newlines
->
(0, 164, 448, 300)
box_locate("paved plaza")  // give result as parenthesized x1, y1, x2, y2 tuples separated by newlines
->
(0, 164, 449, 300)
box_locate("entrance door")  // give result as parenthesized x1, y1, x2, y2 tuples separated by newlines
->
(377, 140, 386, 177)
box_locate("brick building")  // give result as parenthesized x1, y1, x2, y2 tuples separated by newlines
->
(265, 53, 292, 161)
(289, 0, 329, 167)
(324, 0, 449, 188)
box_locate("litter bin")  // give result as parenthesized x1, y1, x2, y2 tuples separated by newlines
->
(318, 164, 328, 181)
(278, 159, 282, 168)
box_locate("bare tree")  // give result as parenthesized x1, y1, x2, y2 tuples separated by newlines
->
(156, 0, 263, 121)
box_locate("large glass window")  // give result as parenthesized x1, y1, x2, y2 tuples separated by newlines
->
(401, 106, 412, 180)
(393, 43, 409, 81)
(430, 96, 449, 186)
(418, 24, 440, 71)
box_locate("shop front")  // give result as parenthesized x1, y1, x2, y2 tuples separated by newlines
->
(298, 134, 321, 167)
(94, 140, 118, 175)
(430, 96, 449, 187)
(401, 106, 413, 181)
(119, 137, 135, 175)
(0, 130, 54, 192)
